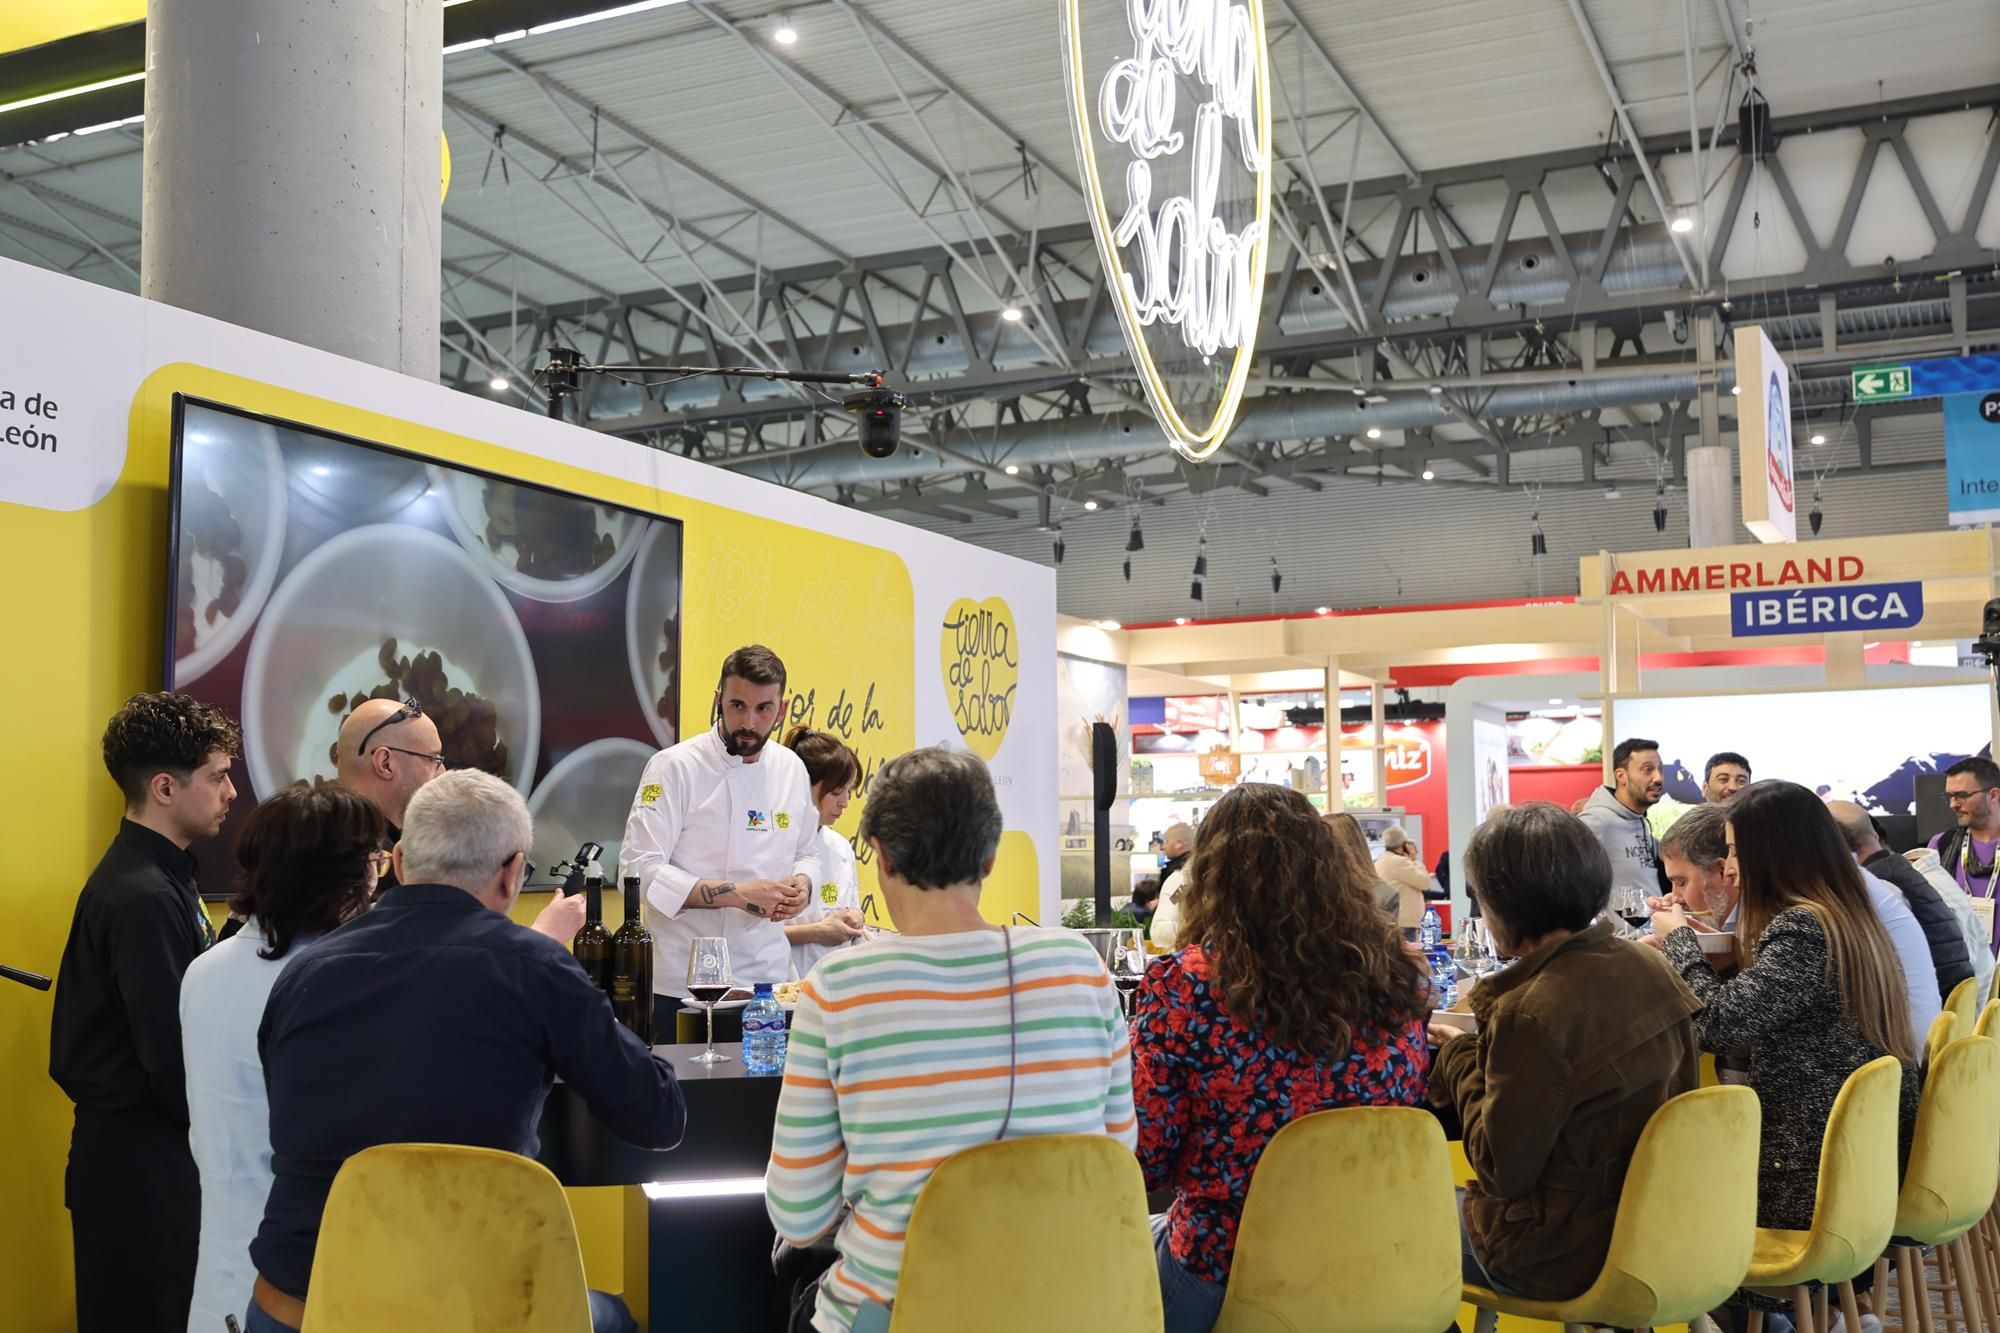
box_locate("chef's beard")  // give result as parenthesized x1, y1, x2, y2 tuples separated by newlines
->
(721, 723, 773, 758)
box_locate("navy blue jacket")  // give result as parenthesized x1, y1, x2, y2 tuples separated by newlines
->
(251, 882, 685, 1299)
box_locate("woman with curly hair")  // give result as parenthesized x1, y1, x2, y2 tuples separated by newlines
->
(1132, 783, 1433, 1332)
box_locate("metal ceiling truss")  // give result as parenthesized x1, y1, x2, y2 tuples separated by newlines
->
(449, 86, 1998, 523)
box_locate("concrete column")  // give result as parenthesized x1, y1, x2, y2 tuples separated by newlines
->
(1687, 444, 1736, 548)
(142, 0, 442, 378)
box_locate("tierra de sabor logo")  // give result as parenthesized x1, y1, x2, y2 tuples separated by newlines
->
(1062, 0, 1274, 459)
(940, 597, 1018, 762)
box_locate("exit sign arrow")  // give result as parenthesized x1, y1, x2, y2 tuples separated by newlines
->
(1853, 364, 1913, 401)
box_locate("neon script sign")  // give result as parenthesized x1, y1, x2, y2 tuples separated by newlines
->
(1063, 0, 1274, 460)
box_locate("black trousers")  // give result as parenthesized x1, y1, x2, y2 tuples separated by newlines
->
(68, 1107, 200, 1332)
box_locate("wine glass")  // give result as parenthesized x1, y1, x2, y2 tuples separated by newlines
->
(1111, 928, 1146, 1018)
(686, 936, 734, 1065)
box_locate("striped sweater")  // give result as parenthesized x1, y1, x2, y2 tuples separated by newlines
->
(765, 926, 1137, 1333)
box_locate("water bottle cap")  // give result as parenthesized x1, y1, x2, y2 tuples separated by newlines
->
(753, 982, 773, 995)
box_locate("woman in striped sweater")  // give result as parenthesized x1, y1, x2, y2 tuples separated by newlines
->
(766, 746, 1135, 1333)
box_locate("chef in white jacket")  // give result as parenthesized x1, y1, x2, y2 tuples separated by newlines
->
(621, 645, 818, 1018)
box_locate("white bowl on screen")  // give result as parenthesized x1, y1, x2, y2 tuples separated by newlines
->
(172, 420, 288, 686)
(526, 737, 655, 886)
(623, 521, 683, 751)
(241, 524, 541, 801)
(428, 465, 643, 604)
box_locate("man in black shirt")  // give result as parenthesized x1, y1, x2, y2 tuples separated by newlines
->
(1829, 799, 1976, 1003)
(247, 769, 685, 1332)
(50, 691, 240, 1332)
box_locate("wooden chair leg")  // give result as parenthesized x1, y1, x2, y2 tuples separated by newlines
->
(1817, 1283, 1833, 1333)
(1910, 1244, 1942, 1333)
(1871, 1257, 1894, 1319)
(1841, 1280, 1867, 1333)
(1798, 1285, 1822, 1333)
(1954, 1238, 1988, 1333)
(1750, 1307, 1767, 1333)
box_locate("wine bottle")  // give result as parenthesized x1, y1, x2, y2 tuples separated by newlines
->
(572, 861, 610, 991)
(609, 875, 656, 1045)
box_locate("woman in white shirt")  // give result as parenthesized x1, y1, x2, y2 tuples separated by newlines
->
(178, 783, 385, 1333)
(783, 727, 867, 978)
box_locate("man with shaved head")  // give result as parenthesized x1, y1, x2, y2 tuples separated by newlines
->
(1148, 822, 1198, 950)
(1828, 799, 1975, 1004)
(334, 698, 446, 855)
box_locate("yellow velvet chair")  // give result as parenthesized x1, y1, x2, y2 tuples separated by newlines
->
(1975, 1000, 2000, 1040)
(301, 1142, 590, 1333)
(1744, 1056, 1906, 1333)
(1466, 1085, 1761, 1333)
(1927, 1011, 1961, 1077)
(888, 1134, 1160, 1332)
(1873, 1035, 2000, 1333)
(1214, 1107, 1459, 1333)
(1948, 977, 1982, 1038)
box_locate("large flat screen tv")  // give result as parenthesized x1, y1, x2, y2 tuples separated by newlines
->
(165, 396, 684, 898)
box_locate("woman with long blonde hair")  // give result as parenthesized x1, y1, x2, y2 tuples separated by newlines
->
(1652, 779, 1921, 1235)
(1133, 784, 1431, 1332)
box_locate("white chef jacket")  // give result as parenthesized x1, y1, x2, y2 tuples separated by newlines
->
(179, 921, 314, 1333)
(790, 824, 862, 979)
(620, 726, 820, 996)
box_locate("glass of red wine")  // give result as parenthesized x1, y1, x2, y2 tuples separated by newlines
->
(686, 937, 735, 1065)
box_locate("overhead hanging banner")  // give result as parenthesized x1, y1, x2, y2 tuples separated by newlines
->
(1060, 0, 1274, 460)
(1944, 391, 2000, 526)
(1734, 324, 1797, 543)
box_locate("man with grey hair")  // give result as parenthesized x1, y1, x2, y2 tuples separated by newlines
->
(1827, 800, 1976, 1004)
(1374, 824, 1435, 932)
(246, 771, 684, 1333)
(1651, 804, 1738, 930)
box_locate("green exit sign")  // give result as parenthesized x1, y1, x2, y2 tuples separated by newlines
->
(1852, 364, 1913, 400)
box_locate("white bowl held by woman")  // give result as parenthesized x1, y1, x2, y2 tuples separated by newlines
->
(430, 465, 643, 604)
(242, 524, 541, 801)
(172, 419, 288, 686)
(623, 520, 684, 750)
(526, 737, 655, 886)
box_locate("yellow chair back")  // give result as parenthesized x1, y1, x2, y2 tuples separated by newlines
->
(300, 1143, 590, 1333)
(1782, 1056, 1907, 1286)
(1975, 999, 2000, 1040)
(1926, 1010, 1960, 1073)
(1897, 1035, 2000, 1244)
(1214, 1107, 1459, 1333)
(1947, 976, 1982, 1036)
(889, 1135, 1160, 1333)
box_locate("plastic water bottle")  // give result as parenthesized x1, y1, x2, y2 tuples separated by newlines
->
(1428, 948, 1459, 1009)
(742, 983, 788, 1074)
(1420, 905, 1442, 949)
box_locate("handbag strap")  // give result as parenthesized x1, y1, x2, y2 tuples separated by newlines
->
(995, 925, 1017, 1141)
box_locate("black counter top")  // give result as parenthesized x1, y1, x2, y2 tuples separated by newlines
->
(537, 1042, 785, 1188)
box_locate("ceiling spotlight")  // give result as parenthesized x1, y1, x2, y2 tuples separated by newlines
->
(1122, 556, 1132, 582)
(1269, 554, 1282, 594)
(1366, 426, 1382, 440)
(1351, 386, 1367, 398)
(1315, 606, 1331, 615)
(1095, 619, 1121, 631)
(1730, 383, 1742, 396)
(1548, 697, 1564, 706)
(1083, 499, 1098, 511)
(1809, 433, 1827, 446)
(1173, 616, 1190, 625)
(1530, 510, 1547, 557)
(489, 376, 509, 392)
(1126, 517, 1144, 552)
(1809, 504, 1824, 535)
(1052, 526, 1065, 565)
(1421, 468, 1435, 481)
(1427, 384, 1444, 396)
(1670, 214, 1696, 234)
(1001, 305, 1023, 322)
(1603, 484, 1621, 500)
(1004, 463, 1020, 475)
(774, 18, 798, 44)
(1192, 539, 1207, 579)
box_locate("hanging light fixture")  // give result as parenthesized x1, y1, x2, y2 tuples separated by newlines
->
(1652, 483, 1668, 533)
(1190, 536, 1207, 602)
(1126, 515, 1144, 552)
(1530, 511, 1548, 557)
(1269, 554, 1282, 594)
(1052, 526, 1065, 565)
(1809, 481, 1824, 535)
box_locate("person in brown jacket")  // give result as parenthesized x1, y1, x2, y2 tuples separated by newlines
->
(1429, 801, 1702, 1300)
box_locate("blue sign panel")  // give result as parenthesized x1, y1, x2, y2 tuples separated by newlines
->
(1915, 354, 2000, 399)
(1730, 581, 1925, 637)
(1945, 391, 2000, 525)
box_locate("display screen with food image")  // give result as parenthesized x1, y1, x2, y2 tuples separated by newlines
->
(166, 397, 684, 898)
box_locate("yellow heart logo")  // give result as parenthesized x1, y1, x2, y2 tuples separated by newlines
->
(940, 596, 1018, 761)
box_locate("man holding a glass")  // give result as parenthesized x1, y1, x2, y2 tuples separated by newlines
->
(1577, 737, 1670, 932)
(620, 645, 820, 1040)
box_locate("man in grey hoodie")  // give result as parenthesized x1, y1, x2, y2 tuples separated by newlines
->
(1578, 738, 1669, 911)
